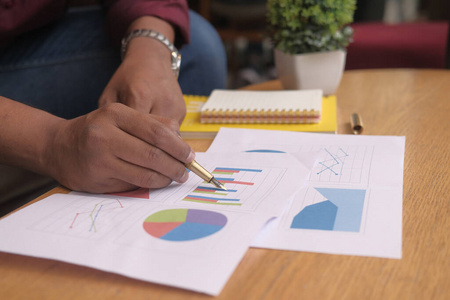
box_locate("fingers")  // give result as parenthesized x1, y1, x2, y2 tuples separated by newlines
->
(50, 103, 194, 194)
(98, 58, 187, 122)
(150, 99, 187, 125)
(98, 88, 117, 108)
(109, 157, 175, 190)
(110, 126, 190, 184)
(97, 103, 193, 187)
(151, 114, 182, 132)
(107, 104, 193, 164)
(117, 81, 186, 124)
(146, 86, 187, 124)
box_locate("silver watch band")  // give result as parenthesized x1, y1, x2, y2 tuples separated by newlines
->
(121, 29, 181, 78)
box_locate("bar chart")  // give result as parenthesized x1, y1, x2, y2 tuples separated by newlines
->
(183, 167, 262, 206)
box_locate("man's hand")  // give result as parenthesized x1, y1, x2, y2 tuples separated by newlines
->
(47, 103, 193, 193)
(98, 16, 186, 124)
(98, 51, 186, 124)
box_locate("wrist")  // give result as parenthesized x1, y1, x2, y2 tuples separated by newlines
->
(0, 98, 65, 177)
(37, 117, 67, 180)
(121, 29, 181, 78)
(121, 16, 180, 78)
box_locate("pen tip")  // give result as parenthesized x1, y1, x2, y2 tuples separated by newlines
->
(211, 178, 227, 191)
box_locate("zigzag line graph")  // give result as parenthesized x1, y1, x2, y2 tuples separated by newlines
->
(317, 148, 349, 176)
(309, 145, 373, 184)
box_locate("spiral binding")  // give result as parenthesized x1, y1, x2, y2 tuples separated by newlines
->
(200, 108, 320, 124)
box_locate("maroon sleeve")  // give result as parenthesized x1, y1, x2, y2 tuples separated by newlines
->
(103, 0, 190, 47)
(0, 0, 66, 45)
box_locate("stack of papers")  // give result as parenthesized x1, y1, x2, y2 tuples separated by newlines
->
(0, 128, 405, 296)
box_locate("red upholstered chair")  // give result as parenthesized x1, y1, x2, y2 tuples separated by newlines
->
(346, 21, 449, 69)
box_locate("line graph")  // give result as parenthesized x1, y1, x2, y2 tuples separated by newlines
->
(316, 148, 349, 176)
(309, 145, 374, 184)
(69, 199, 124, 232)
(29, 197, 147, 240)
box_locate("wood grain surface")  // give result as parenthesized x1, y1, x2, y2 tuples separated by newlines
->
(1, 69, 449, 300)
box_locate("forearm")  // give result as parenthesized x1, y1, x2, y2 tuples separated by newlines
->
(0, 97, 62, 175)
(0, 97, 193, 193)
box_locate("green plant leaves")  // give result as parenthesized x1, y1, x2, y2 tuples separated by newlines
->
(267, 0, 356, 54)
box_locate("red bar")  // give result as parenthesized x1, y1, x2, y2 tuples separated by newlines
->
(194, 188, 217, 192)
(218, 180, 254, 186)
(214, 169, 240, 173)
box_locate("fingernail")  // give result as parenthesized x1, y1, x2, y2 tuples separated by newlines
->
(187, 150, 195, 162)
(179, 170, 189, 183)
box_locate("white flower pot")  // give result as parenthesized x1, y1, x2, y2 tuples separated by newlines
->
(274, 49, 346, 95)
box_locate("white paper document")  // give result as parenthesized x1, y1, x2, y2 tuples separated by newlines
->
(208, 128, 405, 259)
(0, 152, 311, 295)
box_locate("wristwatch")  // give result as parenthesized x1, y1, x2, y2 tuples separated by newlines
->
(121, 29, 181, 78)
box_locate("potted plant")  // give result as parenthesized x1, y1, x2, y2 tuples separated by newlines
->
(267, 0, 356, 95)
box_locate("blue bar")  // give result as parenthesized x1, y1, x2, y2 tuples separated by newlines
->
(214, 178, 235, 181)
(186, 195, 240, 202)
(245, 149, 286, 153)
(196, 186, 237, 192)
(214, 167, 262, 172)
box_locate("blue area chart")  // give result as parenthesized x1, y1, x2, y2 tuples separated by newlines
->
(291, 188, 366, 232)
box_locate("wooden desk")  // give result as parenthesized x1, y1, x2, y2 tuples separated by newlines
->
(1, 69, 449, 299)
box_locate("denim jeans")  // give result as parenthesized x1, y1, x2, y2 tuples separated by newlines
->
(0, 6, 227, 215)
(0, 6, 227, 118)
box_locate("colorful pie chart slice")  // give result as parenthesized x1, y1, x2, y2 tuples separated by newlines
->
(143, 209, 227, 241)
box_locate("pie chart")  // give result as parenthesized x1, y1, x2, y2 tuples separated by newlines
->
(143, 208, 227, 241)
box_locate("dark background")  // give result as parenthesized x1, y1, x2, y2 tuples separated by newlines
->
(188, 0, 450, 88)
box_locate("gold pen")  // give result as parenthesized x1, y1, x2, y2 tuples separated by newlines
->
(185, 160, 227, 191)
(350, 113, 363, 135)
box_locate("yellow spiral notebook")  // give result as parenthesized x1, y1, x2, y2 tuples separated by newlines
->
(200, 89, 322, 124)
(181, 92, 337, 138)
